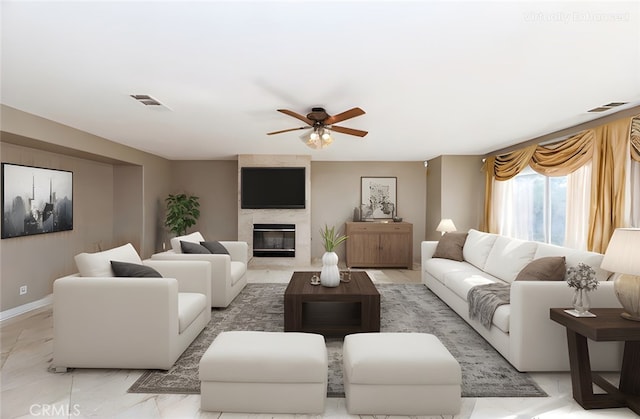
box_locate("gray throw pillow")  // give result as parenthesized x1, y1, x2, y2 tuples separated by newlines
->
(110, 261, 162, 278)
(200, 241, 230, 255)
(181, 241, 211, 254)
(433, 232, 468, 262)
(515, 256, 566, 281)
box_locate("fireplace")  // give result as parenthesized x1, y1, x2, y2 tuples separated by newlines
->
(253, 224, 295, 257)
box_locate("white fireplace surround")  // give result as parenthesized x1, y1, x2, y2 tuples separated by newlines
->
(237, 155, 311, 267)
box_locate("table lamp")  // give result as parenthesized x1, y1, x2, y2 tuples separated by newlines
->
(436, 219, 457, 236)
(600, 228, 640, 321)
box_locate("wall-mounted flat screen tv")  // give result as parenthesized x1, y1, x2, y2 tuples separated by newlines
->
(241, 167, 305, 209)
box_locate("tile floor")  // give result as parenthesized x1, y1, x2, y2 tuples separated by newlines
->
(1, 265, 638, 418)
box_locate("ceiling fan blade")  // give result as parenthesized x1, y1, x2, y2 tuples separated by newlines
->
(267, 126, 308, 135)
(277, 109, 313, 125)
(330, 125, 368, 137)
(324, 107, 366, 125)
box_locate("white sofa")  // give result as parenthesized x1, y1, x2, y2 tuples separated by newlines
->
(152, 232, 248, 308)
(53, 243, 211, 371)
(421, 229, 624, 372)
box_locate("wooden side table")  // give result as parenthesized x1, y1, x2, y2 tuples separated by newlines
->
(550, 308, 640, 415)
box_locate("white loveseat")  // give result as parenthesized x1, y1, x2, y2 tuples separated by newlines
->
(421, 229, 623, 372)
(53, 243, 211, 371)
(152, 232, 248, 308)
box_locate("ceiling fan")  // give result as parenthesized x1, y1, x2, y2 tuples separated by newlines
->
(267, 107, 368, 149)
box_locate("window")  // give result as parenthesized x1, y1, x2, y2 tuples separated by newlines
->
(498, 167, 567, 246)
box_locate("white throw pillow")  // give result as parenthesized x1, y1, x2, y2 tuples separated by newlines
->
(462, 229, 498, 270)
(483, 236, 537, 283)
(75, 243, 142, 277)
(170, 231, 205, 253)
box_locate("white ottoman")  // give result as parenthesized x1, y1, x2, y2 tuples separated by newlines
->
(199, 331, 328, 414)
(343, 332, 461, 415)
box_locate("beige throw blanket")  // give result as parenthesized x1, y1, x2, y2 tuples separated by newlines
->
(468, 283, 511, 329)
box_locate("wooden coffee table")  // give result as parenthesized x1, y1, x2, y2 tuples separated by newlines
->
(284, 271, 380, 337)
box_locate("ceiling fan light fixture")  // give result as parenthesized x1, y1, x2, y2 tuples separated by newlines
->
(304, 127, 333, 149)
(270, 107, 367, 149)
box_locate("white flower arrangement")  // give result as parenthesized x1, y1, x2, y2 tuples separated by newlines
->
(566, 262, 598, 291)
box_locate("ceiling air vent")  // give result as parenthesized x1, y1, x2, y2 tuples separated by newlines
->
(130, 94, 163, 106)
(588, 101, 628, 113)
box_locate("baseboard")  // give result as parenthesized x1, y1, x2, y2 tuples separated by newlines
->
(0, 294, 53, 323)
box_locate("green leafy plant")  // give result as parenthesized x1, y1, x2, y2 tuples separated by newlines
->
(165, 193, 200, 236)
(320, 224, 348, 252)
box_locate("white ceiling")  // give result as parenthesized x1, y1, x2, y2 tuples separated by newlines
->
(2, 1, 639, 161)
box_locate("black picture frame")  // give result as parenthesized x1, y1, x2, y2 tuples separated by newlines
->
(360, 176, 397, 219)
(1, 163, 73, 239)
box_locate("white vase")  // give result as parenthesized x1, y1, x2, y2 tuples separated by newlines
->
(320, 251, 340, 287)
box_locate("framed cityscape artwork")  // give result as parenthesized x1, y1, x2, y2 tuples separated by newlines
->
(361, 176, 397, 219)
(1, 163, 73, 239)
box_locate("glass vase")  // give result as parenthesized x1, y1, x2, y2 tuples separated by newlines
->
(572, 288, 591, 314)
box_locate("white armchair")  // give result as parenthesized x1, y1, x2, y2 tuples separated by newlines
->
(53, 243, 211, 371)
(151, 232, 248, 308)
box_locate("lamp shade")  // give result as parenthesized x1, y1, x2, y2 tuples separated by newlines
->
(601, 228, 640, 275)
(600, 228, 640, 321)
(436, 219, 457, 233)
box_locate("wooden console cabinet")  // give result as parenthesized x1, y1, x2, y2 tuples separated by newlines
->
(345, 222, 413, 269)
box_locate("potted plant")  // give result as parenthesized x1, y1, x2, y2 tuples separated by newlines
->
(319, 224, 348, 287)
(165, 193, 200, 236)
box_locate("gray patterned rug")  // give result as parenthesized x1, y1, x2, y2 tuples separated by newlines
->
(128, 283, 547, 398)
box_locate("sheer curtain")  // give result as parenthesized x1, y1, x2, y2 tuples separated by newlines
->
(493, 165, 590, 248)
(564, 162, 591, 250)
(492, 169, 537, 240)
(493, 174, 530, 238)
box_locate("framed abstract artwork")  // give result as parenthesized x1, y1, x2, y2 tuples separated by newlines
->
(360, 176, 397, 219)
(1, 163, 73, 239)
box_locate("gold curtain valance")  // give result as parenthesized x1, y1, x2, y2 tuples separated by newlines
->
(631, 116, 640, 162)
(483, 116, 635, 252)
(492, 145, 536, 181)
(530, 130, 595, 176)
(491, 130, 595, 181)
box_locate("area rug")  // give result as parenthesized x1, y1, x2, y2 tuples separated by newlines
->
(128, 283, 547, 398)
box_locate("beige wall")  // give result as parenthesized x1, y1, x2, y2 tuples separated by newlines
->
(1, 106, 172, 312)
(165, 160, 428, 265)
(0, 143, 116, 310)
(425, 155, 484, 241)
(1, 106, 472, 313)
(441, 155, 484, 233)
(310, 162, 427, 265)
(426, 157, 443, 240)
(168, 160, 239, 244)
